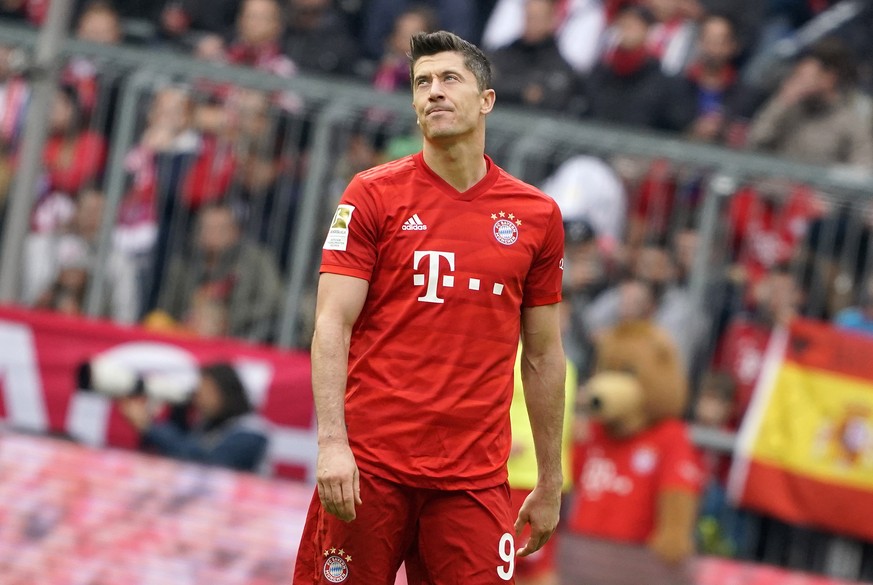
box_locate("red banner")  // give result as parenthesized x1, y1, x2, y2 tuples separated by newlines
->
(0, 306, 315, 480)
(729, 319, 873, 541)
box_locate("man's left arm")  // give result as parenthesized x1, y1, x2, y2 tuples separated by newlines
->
(516, 302, 566, 557)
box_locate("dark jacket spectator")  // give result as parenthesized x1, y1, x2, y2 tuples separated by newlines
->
(678, 13, 761, 146)
(284, 0, 361, 77)
(120, 362, 270, 473)
(583, 6, 691, 131)
(489, 0, 578, 112)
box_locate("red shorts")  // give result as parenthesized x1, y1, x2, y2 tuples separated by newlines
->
(294, 470, 518, 584)
(510, 487, 558, 577)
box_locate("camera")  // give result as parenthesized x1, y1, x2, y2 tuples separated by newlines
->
(77, 354, 196, 405)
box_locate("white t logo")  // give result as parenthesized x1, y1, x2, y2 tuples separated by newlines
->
(413, 250, 455, 303)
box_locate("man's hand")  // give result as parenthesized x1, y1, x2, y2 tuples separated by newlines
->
(514, 483, 561, 557)
(316, 441, 362, 522)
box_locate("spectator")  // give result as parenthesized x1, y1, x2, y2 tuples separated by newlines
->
(119, 362, 270, 473)
(41, 85, 107, 197)
(116, 85, 200, 265)
(711, 265, 801, 427)
(834, 276, 873, 337)
(483, 0, 607, 74)
(226, 0, 296, 79)
(583, 5, 692, 131)
(74, 0, 122, 45)
(24, 190, 140, 323)
(372, 5, 436, 93)
(585, 241, 707, 371)
(697, 0, 764, 58)
(29, 85, 107, 235)
(284, 0, 361, 77)
(152, 202, 283, 341)
(746, 38, 873, 169)
(488, 0, 578, 113)
(680, 13, 758, 145)
(643, 0, 697, 75)
(64, 1, 123, 119)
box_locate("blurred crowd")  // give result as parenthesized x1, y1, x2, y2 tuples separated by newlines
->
(0, 0, 872, 573)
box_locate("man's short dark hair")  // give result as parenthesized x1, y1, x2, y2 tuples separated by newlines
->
(804, 37, 857, 87)
(408, 30, 492, 91)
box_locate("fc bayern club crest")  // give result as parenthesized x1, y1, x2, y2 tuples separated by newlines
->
(323, 551, 351, 583)
(491, 211, 521, 245)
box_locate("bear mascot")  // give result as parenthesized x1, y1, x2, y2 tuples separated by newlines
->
(559, 320, 703, 585)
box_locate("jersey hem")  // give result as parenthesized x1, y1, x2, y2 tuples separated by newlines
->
(522, 294, 562, 308)
(320, 264, 372, 282)
(357, 459, 508, 491)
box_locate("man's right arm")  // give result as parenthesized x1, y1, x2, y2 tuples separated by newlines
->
(311, 272, 369, 522)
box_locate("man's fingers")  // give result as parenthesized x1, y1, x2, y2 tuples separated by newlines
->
(353, 468, 362, 505)
(513, 513, 525, 537)
(338, 481, 357, 522)
(516, 530, 549, 557)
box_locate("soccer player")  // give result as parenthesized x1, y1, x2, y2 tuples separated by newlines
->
(294, 30, 566, 584)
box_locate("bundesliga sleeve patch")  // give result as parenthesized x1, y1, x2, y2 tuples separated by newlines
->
(324, 204, 355, 251)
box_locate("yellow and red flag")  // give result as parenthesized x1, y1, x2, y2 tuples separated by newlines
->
(729, 318, 873, 540)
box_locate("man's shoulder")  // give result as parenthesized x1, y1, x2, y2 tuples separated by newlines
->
(494, 166, 559, 207)
(357, 154, 418, 186)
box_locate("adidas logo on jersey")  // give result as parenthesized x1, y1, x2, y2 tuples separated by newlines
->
(402, 214, 428, 231)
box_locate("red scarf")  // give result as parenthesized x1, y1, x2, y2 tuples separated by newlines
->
(605, 45, 648, 76)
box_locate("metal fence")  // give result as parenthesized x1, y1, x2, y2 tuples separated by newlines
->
(1, 19, 873, 581)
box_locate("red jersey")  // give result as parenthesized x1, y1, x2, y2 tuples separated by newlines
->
(567, 419, 703, 543)
(320, 152, 564, 490)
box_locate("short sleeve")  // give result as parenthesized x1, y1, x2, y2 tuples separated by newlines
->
(659, 423, 705, 494)
(320, 174, 381, 281)
(523, 201, 564, 307)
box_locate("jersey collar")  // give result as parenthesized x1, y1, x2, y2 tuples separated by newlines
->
(413, 151, 500, 202)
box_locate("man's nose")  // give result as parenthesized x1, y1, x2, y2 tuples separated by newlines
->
(428, 79, 445, 98)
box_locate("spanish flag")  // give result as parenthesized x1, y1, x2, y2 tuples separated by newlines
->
(729, 318, 873, 541)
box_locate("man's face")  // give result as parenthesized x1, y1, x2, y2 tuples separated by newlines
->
(75, 192, 105, 241)
(411, 51, 494, 142)
(523, 0, 556, 45)
(76, 10, 121, 45)
(197, 208, 240, 254)
(698, 17, 736, 68)
(239, 0, 282, 46)
(615, 12, 649, 50)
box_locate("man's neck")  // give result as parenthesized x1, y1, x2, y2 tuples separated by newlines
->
(421, 137, 487, 192)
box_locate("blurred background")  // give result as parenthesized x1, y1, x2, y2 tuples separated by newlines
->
(0, 0, 872, 583)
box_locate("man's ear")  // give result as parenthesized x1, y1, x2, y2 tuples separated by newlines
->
(481, 88, 496, 115)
